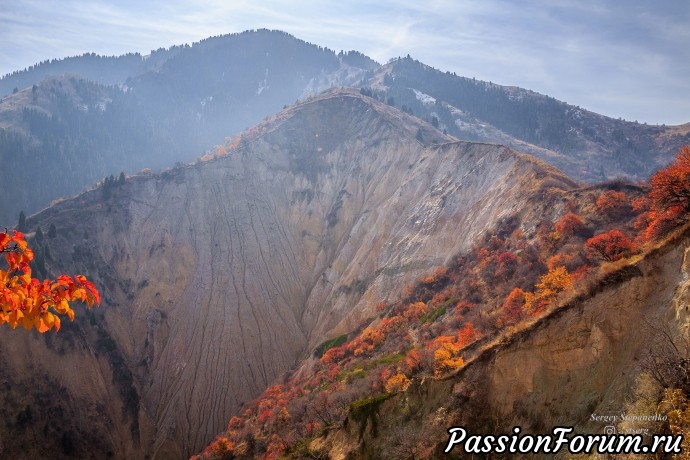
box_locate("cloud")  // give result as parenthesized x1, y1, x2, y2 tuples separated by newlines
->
(0, 0, 687, 124)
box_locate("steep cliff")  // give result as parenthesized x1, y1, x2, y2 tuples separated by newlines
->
(316, 227, 690, 458)
(0, 88, 576, 458)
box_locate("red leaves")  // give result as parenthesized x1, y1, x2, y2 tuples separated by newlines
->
(643, 145, 690, 241)
(596, 190, 631, 217)
(501, 288, 525, 325)
(0, 230, 100, 332)
(650, 146, 690, 210)
(321, 345, 346, 365)
(584, 229, 636, 262)
(494, 251, 518, 278)
(554, 212, 586, 237)
(456, 322, 478, 347)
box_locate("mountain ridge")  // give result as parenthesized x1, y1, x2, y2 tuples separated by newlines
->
(0, 87, 578, 458)
(363, 57, 690, 182)
(0, 30, 687, 226)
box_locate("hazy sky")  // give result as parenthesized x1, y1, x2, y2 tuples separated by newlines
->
(1, 0, 688, 125)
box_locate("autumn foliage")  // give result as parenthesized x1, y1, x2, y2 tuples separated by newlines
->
(524, 266, 573, 314)
(197, 148, 690, 458)
(596, 190, 630, 217)
(643, 145, 690, 240)
(554, 212, 586, 237)
(584, 229, 636, 262)
(384, 373, 411, 393)
(501, 288, 525, 325)
(0, 230, 100, 332)
(431, 336, 464, 376)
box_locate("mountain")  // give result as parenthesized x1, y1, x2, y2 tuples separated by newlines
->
(361, 57, 690, 182)
(2, 30, 687, 227)
(0, 88, 577, 459)
(0, 52, 154, 98)
(0, 30, 374, 225)
(191, 141, 690, 459)
(285, 225, 690, 459)
(1, 28, 688, 460)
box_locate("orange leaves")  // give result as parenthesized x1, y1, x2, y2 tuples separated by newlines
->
(0, 230, 100, 333)
(432, 339, 464, 376)
(352, 326, 386, 357)
(535, 266, 573, 296)
(547, 253, 573, 271)
(227, 416, 244, 430)
(378, 316, 407, 335)
(426, 331, 473, 376)
(321, 345, 345, 365)
(584, 229, 636, 262)
(326, 363, 342, 381)
(420, 275, 436, 285)
(384, 373, 411, 393)
(206, 437, 236, 458)
(321, 316, 404, 365)
(523, 267, 573, 315)
(403, 301, 426, 321)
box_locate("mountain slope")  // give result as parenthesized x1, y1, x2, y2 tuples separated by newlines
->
(309, 226, 690, 458)
(2, 31, 686, 226)
(0, 30, 374, 225)
(0, 88, 576, 459)
(364, 57, 690, 182)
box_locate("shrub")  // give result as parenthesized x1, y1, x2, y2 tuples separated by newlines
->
(584, 229, 636, 262)
(554, 212, 586, 237)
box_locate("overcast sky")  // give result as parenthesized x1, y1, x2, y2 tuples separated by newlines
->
(0, 0, 688, 125)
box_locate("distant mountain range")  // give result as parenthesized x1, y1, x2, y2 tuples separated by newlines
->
(1, 29, 687, 225)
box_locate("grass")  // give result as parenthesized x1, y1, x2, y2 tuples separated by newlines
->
(313, 334, 348, 358)
(365, 353, 405, 369)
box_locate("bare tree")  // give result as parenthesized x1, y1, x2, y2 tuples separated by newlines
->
(641, 319, 690, 393)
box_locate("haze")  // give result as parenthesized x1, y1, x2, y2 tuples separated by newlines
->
(0, 0, 688, 125)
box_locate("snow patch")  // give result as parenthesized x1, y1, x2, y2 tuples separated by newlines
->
(94, 97, 112, 112)
(257, 68, 269, 95)
(301, 64, 368, 97)
(413, 89, 436, 105)
(448, 106, 465, 117)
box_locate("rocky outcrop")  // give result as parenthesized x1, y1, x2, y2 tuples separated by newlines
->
(0, 88, 576, 458)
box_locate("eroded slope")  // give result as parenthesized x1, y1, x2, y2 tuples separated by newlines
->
(0, 89, 576, 458)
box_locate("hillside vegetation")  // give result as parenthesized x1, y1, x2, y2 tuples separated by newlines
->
(195, 146, 690, 459)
